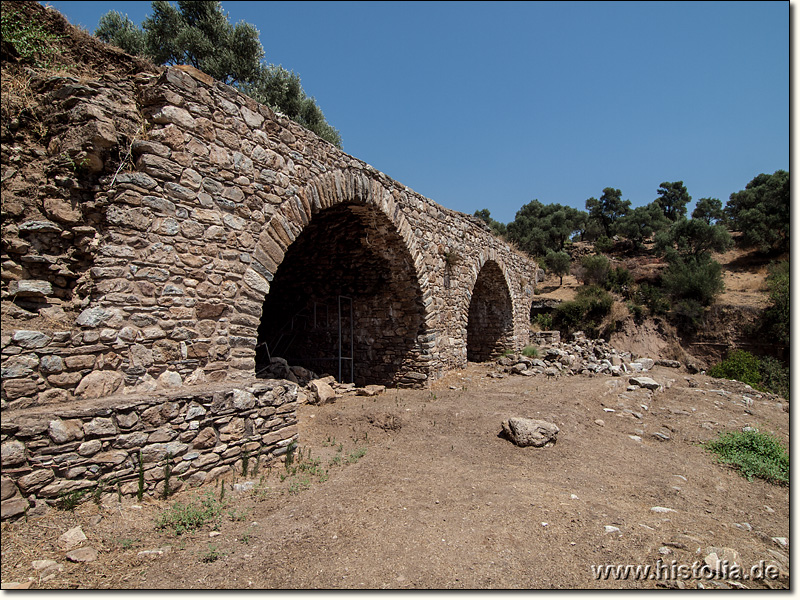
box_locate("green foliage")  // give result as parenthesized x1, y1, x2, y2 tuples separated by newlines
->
(708, 349, 789, 399)
(347, 447, 367, 464)
(506, 200, 587, 256)
(655, 181, 691, 222)
(95, 10, 147, 55)
(671, 298, 705, 330)
(585, 188, 631, 237)
(473, 209, 507, 237)
(1, 7, 63, 67)
(284, 440, 297, 471)
(725, 170, 789, 253)
(592, 235, 614, 253)
(627, 302, 645, 324)
(633, 283, 670, 316)
(655, 217, 733, 262)
(199, 543, 224, 563)
(707, 349, 764, 389)
(242, 65, 342, 147)
(758, 356, 789, 400)
(56, 488, 88, 512)
(96, 1, 341, 147)
(615, 202, 670, 248)
(692, 197, 725, 225)
(543, 250, 571, 285)
(155, 490, 227, 535)
(660, 255, 724, 307)
(606, 266, 633, 296)
(552, 285, 614, 337)
(761, 260, 789, 346)
(521, 345, 539, 358)
(705, 430, 788, 485)
(578, 254, 610, 286)
(533, 312, 553, 330)
(141, 0, 263, 84)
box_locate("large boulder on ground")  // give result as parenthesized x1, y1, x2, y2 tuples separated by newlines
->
(501, 418, 559, 448)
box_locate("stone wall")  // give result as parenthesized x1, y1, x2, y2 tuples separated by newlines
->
(2, 64, 538, 408)
(1, 379, 298, 520)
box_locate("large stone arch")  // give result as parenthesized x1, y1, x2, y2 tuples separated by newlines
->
(463, 254, 517, 362)
(246, 171, 436, 386)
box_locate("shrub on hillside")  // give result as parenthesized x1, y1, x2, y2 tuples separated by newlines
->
(761, 260, 789, 346)
(707, 349, 762, 389)
(632, 283, 669, 316)
(660, 255, 724, 306)
(606, 265, 633, 296)
(705, 430, 788, 485)
(578, 254, 610, 286)
(707, 349, 789, 399)
(552, 285, 614, 338)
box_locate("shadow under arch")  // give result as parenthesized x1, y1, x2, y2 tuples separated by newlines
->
(253, 172, 433, 386)
(466, 258, 515, 362)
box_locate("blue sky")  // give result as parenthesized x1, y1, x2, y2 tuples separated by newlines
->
(43, 1, 788, 225)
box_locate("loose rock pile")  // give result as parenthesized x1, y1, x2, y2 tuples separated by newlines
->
(494, 332, 676, 379)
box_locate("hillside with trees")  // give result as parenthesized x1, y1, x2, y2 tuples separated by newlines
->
(478, 171, 789, 397)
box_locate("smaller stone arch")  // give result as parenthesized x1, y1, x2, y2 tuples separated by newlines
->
(464, 256, 516, 362)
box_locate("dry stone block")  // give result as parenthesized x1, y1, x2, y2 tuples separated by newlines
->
(84, 417, 116, 437)
(48, 419, 84, 444)
(1, 497, 29, 520)
(1, 440, 27, 467)
(1, 476, 19, 501)
(17, 469, 55, 494)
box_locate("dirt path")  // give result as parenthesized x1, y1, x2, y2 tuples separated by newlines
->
(1, 364, 789, 589)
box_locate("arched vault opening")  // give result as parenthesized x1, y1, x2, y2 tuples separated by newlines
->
(256, 203, 427, 386)
(466, 260, 514, 362)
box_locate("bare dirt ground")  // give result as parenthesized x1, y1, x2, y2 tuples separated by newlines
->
(1, 364, 789, 590)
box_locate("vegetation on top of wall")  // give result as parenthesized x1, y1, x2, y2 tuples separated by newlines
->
(0, 5, 63, 67)
(95, 1, 342, 147)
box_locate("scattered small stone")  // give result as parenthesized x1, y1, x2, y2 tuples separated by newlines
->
(1, 581, 34, 590)
(32, 560, 59, 571)
(604, 526, 620, 534)
(209, 531, 221, 537)
(772, 537, 788, 548)
(58, 526, 87, 550)
(650, 506, 677, 513)
(658, 546, 673, 555)
(594, 419, 605, 427)
(66, 547, 98, 563)
(628, 435, 642, 442)
(629, 376, 660, 390)
(703, 547, 741, 573)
